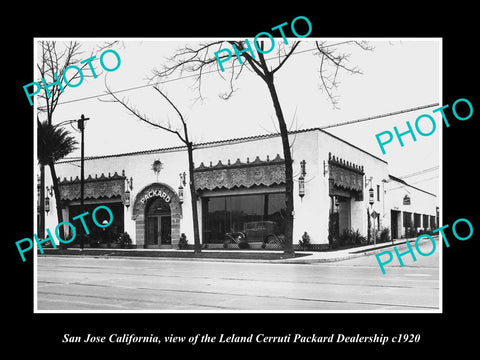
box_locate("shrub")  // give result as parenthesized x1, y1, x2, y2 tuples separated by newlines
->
(338, 229, 352, 246)
(338, 228, 367, 247)
(115, 232, 132, 248)
(351, 229, 367, 245)
(417, 228, 433, 236)
(178, 233, 188, 249)
(369, 228, 377, 245)
(378, 227, 390, 243)
(328, 213, 339, 248)
(298, 231, 311, 250)
(406, 227, 417, 238)
(330, 238, 339, 249)
(337, 229, 347, 247)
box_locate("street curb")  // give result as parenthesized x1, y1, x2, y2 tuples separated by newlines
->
(278, 237, 437, 264)
(35, 245, 396, 264)
(271, 239, 413, 264)
(37, 249, 307, 263)
(37, 238, 427, 264)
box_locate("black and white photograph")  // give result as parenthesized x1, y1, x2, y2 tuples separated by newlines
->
(33, 37, 442, 312)
(8, 8, 478, 355)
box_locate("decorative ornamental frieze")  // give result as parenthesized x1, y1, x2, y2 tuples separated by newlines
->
(328, 152, 364, 196)
(193, 154, 285, 191)
(58, 172, 125, 201)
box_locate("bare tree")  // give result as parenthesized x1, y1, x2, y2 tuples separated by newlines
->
(36, 40, 119, 240)
(103, 82, 202, 253)
(37, 40, 125, 122)
(149, 39, 372, 255)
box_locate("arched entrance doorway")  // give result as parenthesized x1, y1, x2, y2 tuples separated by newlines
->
(131, 183, 182, 248)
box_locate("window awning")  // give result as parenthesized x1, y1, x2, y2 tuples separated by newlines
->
(58, 172, 125, 201)
(193, 154, 285, 191)
(328, 152, 364, 199)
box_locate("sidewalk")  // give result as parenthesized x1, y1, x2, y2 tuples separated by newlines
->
(280, 238, 412, 264)
(39, 237, 421, 264)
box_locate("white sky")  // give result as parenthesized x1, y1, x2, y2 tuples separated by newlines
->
(35, 38, 441, 196)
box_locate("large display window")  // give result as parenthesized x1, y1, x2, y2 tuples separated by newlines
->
(202, 193, 285, 244)
(68, 201, 124, 246)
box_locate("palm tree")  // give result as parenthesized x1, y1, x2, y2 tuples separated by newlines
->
(37, 119, 78, 241)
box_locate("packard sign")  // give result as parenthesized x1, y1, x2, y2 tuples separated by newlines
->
(140, 188, 171, 205)
(403, 195, 411, 205)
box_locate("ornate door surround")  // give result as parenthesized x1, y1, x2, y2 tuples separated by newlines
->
(131, 183, 182, 248)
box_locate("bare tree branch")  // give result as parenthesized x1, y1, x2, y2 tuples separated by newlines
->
(151, 85, 191, 145)
(138, 38, 373, 255)
(228, 41, 267, 81)
(152, 41, 227, 79)
(96, 40, 125, 52)
(150, 39, 373, 109)
(103, 74, 202, 253)
(219, 56, 248, 100)
(319, 53, 339, 108)
(271, 41, 300, 74)
(37, 40, 117, 120)
(314, 40, 373, 108)
(103, 78, 186, 144)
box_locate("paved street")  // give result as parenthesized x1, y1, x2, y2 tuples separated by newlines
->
(36, 242, 440, 311)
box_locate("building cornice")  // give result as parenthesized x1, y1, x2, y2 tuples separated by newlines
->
(56, 127, 388, 165)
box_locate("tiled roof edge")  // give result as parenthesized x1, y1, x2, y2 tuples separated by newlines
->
(57, 127, 387, 164)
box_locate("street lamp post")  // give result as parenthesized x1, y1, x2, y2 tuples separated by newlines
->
(298, 160, 307, 199)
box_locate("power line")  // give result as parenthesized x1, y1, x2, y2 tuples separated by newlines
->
(407, 175, 439, 185)
(388, 175, 439, 192)
(319, 103, 439, 130)
(36, 42, 440, 135)
(398, 166, 439, 179)
(36, 41, 363, 109)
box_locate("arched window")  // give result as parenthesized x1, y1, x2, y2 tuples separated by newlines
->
(146, 197, 171, 215)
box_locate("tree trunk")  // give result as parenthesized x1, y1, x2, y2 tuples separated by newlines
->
(187, 142, 201, 253)
(264, 74, 295, 255)
(48, 161, 65, 247)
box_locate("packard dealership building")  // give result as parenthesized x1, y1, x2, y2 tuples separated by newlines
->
(41, 127, 438, 249)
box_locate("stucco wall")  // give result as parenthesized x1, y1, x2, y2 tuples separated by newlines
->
(386, 178, 438, 237)
(45, 148, 191, 245)
(316, 129, 390, 242)
(43, 129, 435, 249)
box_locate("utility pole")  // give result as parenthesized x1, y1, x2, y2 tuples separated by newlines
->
(54, 114, 90, 249)
(77, 114, 89, 250)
